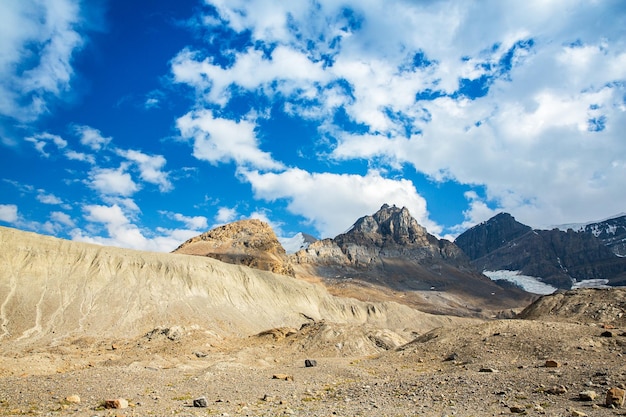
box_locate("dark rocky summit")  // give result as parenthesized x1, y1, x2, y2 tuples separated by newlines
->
(454, 213, 531, 260)
(455, 213, 626, 289)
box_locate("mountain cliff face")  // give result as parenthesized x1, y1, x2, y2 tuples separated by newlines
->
(455, 213, 626, 289)
(454, 213, 531, 260)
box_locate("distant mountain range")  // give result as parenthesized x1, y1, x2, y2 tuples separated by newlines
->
(455, 213, 626, 290)
(176, 206, 626, 301)
(175, 204, 532, 316)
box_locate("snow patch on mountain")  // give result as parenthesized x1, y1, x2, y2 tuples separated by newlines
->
(571, 279, 611, 289)
(483, 270, 558, 295)
(279, 232, 317, 254)
(552, 213, 626, 234)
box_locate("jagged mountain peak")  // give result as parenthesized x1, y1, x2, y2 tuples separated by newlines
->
(342, 204, 430, 247)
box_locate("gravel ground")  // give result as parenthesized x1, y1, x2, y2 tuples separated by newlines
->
(1, 318, 625, 417)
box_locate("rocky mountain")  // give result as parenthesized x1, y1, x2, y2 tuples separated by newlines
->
(454, 213, 531, 260)
(294, 204, 469, 267)
(455, 213, 626, 289)
(291, 205, 531, 315)
(173, 219, 295, 276)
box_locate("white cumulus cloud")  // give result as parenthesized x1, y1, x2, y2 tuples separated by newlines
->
(176, 109, 284, 170)
(0, 204, 19, 223)
(117, 149, 173, 192)
(73, 125, 112, 151)
(88, 166, 139, 197)
(0, 0, 85, 122)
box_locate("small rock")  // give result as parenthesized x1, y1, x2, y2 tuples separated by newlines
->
(479, 367, 498, 373)
(194, 351, 207, 358)
(606, 387, 625, 408)
(600, 330, 614, 337)
(444, 353, 458, 361)
(578, 390, 597, 401)
(544, 360, 561, 368)
(104, 398, 128, 409)
(272, 373, 293, 381)
(571, 410, 587, 417)
(304, 359, 317, 367)
(546, 385, 567, 395)
(193, 396, 208, 408)
(64, 395, 80, 404)
(509, 405, 526, 413)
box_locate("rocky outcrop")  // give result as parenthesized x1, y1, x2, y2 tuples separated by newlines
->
(455, 213, 626, 289)
(518, 288, 626, 326)
(173, 219, 295, 277)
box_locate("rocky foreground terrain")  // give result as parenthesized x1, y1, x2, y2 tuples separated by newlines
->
(0, 225, 625, 416)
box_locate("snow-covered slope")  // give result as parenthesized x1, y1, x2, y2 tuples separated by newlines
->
(554, 214, 626, 256)
(279, 232, 318, 254)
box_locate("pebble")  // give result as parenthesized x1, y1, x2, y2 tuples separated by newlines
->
(578, 390, 597, 401)
(272, 373, 294, 381)
(64, 395, 80, 404)
(104, 398, 128, 409)
(606, 387, 625, 408)
(546, 385, 567, 395)
(193, 396, 208, 407)
(544, 360, 561, 368)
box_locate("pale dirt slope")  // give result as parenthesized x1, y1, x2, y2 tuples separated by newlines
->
(0, 226, 464, 351)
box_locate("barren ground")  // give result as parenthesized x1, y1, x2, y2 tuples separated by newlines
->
(1, 313, 625, 417)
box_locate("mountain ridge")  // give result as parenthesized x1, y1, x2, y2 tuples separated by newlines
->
(175, 205, 533, 316)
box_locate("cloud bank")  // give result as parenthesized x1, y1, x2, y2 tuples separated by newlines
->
(171, 0, 626, 235)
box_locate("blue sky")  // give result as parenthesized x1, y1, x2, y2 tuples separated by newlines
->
(1, 0, 625, 252)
